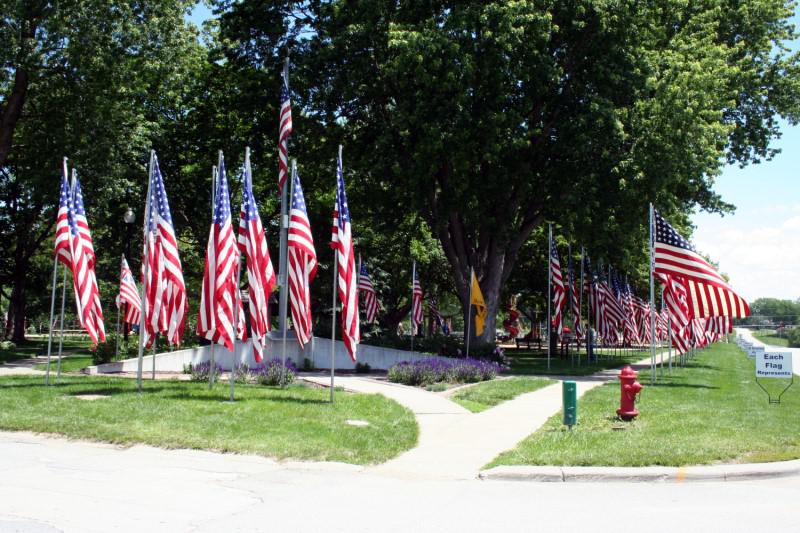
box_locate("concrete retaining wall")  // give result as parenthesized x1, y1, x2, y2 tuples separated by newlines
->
(89, 331, 458, 374)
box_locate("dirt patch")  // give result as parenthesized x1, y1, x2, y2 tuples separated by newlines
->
(71, 394, 111, 401)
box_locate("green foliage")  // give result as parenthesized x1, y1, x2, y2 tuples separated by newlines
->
(354, 362, 371, 374)
(0, 341, 15, 351)
(209, 0, 800, 345)
(0, 1, 204, 341)
(787, 328, 800, 348)
(745, 298, 800, 325)
(91, 333, 135, 365)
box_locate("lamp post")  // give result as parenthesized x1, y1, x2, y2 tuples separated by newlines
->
(123, 204, 135, 341)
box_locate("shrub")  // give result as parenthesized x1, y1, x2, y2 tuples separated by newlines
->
(185, 361, 225, 382)
(355, 362, 371, 374)
(232, 363, 253, 384)
(252, 358, 297, 386)
(387, 357, 503, 386)
(302, 358, 315, 371)
(92, 332, 142, 365)
(0, 340, 16, 351)
(788, 328, 800, 348)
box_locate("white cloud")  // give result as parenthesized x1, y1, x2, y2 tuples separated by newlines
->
(692, 206, 800, 302)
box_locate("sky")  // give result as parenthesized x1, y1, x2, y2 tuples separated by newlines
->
(692, 9, 800, 303)
(188, 3, 799, 302)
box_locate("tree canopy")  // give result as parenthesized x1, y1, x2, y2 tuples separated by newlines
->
(1, 0, 798, 345)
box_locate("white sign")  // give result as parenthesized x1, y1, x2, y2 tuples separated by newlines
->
(756, 351, 793, 379)
(749, 345, 764, 360)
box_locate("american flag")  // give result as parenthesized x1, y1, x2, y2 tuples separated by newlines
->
(595, 280, 623, 344)
(66, 172, 105, 345)
(358, 261, 379, 323)
(198, 156, 239, 352)
(428, 296, 445, 333)
(54, 160, 72, 267)
(567, 258, 582, 338)
(582, 255, 592, 294)
(118, 255, 141, 326)
(632, 295, 651, 344)
(656, 304, 669, 341)
(238, 153, 276, 363)
(618, 279, 641, 346)
(331, 154, 359, 361)
(550, 240, 565, 335)
(278, 72, 293, 193)
(143, 154, 187, 347)
(705, 316, 731, 336)
(691, 318, 708, 347)
(658, 273, 691, 354)
(71, 175, 95, 267)
(411, 265, 424, 334)
(654, 210, 749, 319)
(287, 170, 317, 348)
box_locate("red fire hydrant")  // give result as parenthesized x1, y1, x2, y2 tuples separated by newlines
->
(617, 366, 643, 421)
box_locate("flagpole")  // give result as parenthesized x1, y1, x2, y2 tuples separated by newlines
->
(278, 57, 291, 336)
(547, 224, 552, 371)
(659, 288, 664, 371)
(136, 150, 155, 393)
(115, 255, 122, 360)
(465, 267, 473, 358)
(587, 258, 593, 363)
(649, 203, 656, 384)
(56, 170, 80, 380)
(229, 260, 242, 402)
(578, 247, 585, 363)
(209, 159, 220, 388)
(280, 159, 295, 389)
(568, 242, 573, 366)
(330, 145, 342, 404)
(608, 264, 613, 358)
(45, 158, 71, 385)
(410, 260, 416, 352)
(55, 261, 68, 380)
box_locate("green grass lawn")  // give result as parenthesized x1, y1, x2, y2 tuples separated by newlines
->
(33, 355, 94, 373)
(0, 337, 92, 364)
(488, 342, 800, 467)
(0, 376, 418, 465)
(451, 377, 556, 413)
(753, 331, 790, 347)
(508, 347, 654, 376)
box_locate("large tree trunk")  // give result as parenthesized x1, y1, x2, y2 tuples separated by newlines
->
(428, 164, 545, 351)
(0, 13, 38, 168)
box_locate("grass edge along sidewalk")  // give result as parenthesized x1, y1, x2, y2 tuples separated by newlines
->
(488, 341, 800, 468)
(0, 376, 418, 465)
(450, 377, 556, 413)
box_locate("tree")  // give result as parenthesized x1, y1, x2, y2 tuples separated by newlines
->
(293, 0, 800, 347)
(0, 1, 202, 342)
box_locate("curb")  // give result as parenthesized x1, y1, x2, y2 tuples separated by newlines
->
(479, 459, 800, 483)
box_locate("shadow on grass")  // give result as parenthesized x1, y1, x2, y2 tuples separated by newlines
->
(648, 382, 720, 390)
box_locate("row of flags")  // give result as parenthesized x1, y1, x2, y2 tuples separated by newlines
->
(548, 210, 749, 355)
(62, 65, 361, 363)
(56, 146, 360, 363)
(54, 161, 105, 345)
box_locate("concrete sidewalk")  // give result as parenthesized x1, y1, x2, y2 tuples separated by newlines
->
(306, 354, 666, 480)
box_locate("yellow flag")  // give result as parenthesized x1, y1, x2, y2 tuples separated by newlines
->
(470, 271, 488, 336)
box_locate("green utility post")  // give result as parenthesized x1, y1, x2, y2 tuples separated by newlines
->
(563, 380, 577, 429)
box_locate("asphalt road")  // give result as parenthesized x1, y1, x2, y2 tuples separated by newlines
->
(1, 432, 798, 533)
